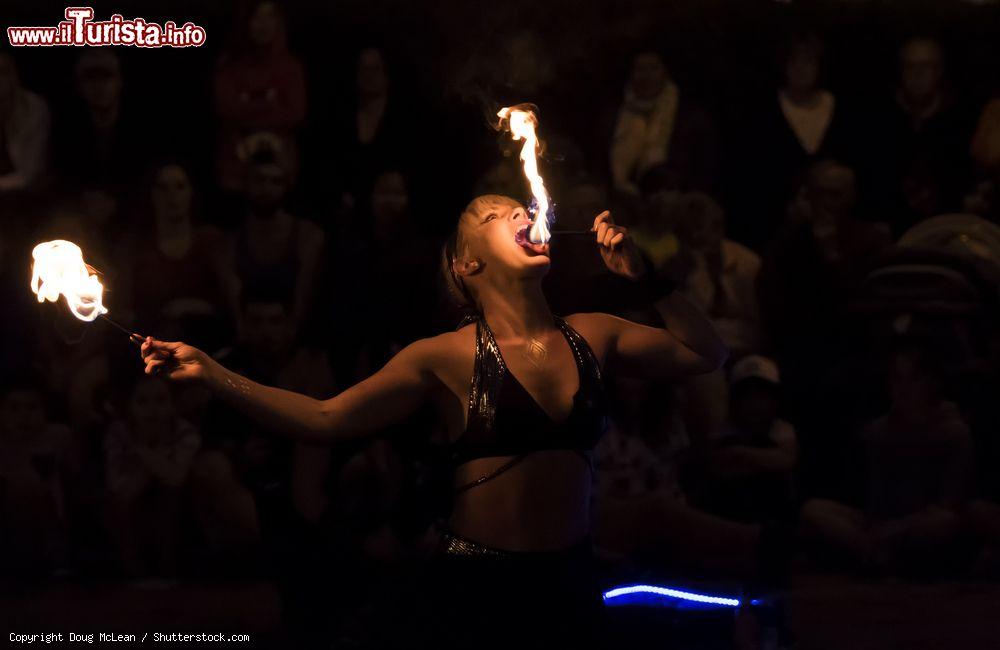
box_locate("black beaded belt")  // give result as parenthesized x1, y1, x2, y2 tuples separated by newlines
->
(439, 532, 512, 558)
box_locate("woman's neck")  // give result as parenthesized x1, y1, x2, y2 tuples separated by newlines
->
(479, 277, 554, 340)
(782, 86, 824, 107)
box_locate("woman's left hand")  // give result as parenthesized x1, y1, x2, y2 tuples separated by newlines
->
(593, 211, 646, 280)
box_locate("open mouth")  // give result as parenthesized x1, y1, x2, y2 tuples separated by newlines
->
(515, 224, 549, 255)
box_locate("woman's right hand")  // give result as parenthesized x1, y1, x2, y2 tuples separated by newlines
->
(140, 336, 214, 384)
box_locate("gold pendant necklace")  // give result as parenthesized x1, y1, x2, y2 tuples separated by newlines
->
(521, 337, 548, 370)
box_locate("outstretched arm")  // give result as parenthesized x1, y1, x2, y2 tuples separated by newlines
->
(141, 337, 437, 444)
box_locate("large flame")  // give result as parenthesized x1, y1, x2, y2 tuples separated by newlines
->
(30, 240, 108, 322)
(497, 105, 551, 244)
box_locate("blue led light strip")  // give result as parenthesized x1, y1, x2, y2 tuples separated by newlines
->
(603, 584, 742, 608)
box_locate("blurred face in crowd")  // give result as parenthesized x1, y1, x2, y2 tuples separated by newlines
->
(784, 43, 821, 95)
(889, 352, 941, 409)
(128, 378, 175, 441)
(628, 52, 668, 101)
(677, 194, 725, 253)
(899, 38, 944, 106)
(248, 1, 282, 50)
(1, 389, 46, 440)
(246, 161, 288, 213)
(357, 47, 389, 99)
(243, 301, 291, 361)
(372, 171, 410, 239)
(151, 164, 194, 225)
(732, 381, 779, 434)
(77, 54, 122, 113)
(806, 163, 856, 221)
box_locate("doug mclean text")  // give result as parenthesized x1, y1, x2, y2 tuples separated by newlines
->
(11, 633, 137, 643)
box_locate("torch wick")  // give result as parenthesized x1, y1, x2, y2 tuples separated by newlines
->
(98, 313, 144, 346)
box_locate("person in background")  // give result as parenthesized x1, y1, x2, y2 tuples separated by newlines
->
(222, 145, 324, 337)
(733, 32, 856, 249)
(760, 160, 891, 374)
(671, 192, 762, 358)
(192, 289, 335, 554)
(53, 49, 143, 192)
(213, 0, 307, 192)
(104, 377, 200, 579)
(331, 169, 442, 380)
(121, 162, 228, 344)
(801, 343, 973, 575)
(610, 50, 719, 202)
(0, 381, 72, 575)
(705, 355, 797, 523)
(0, 52, 50, 195)
(862, 37, 975, 233)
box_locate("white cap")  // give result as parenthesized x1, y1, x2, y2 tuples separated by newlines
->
(730, 355, 780, 386)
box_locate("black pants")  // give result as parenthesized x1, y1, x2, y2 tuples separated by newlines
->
(395, 534, 607, 650)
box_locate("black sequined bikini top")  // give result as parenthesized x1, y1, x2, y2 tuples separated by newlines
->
(449, 316, 608, 492)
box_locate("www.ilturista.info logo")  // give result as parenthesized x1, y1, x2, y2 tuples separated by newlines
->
(7, 7, 206, 48)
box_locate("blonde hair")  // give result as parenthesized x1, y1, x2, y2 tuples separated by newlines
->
(439, 195, 519, 323)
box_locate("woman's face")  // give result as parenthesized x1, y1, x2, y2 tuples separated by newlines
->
(357, 48, 388, 97)
(151, 164, 193, 224)
(785, 50, 820, 94)
(629, 53, 667, 100)
(248, 1, 281, 49)
(457, 196, 551, 283)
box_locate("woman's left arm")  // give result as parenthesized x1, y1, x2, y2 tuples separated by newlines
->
(588, 211, 728, 379)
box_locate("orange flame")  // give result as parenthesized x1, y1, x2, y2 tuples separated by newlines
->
(497, 105, 551, 244)
(30, 240, 108, 322)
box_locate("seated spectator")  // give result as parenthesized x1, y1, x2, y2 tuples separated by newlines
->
(801, 343, 973, 575)
(609, 50, 719, 200)
(307, 45, 418, 220)
(104, 377, 200, 578)
(53, 49, 144, 192)
(120, 162, 228, 344)
(860, 37, 975, 234)
(213, 0, 306, 192)
(732, 32, 857, 248)
(222, 146, 324, 337)
(671, 192, 763, 357)
(0, 52, 50, 195)
(760, 160, 891, 367)
(706, 356, 797, 523)
(192, 290, 334, 559)
(0, 381, 71, 575)
(334, 169, 442, 375)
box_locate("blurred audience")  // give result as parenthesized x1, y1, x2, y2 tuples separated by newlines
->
(222, 145, 324, 337)
(54, 50, 142, 192)
(104, 377, 200, 579)
(670, 192, 762, 358)
(213, 0, 307, 192)
(705, 356, 797, 523)
(801, 343, 973, 575)
(0, 382, 71, 574)
(610, 50, 719, 202)
(0, 52, 50, 195)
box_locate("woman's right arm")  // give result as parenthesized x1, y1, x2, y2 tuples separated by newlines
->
(141, 336, 438, 444)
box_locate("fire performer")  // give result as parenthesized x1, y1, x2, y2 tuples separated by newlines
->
(140, 106, 727, 647)
(139, 197, 726, 647)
